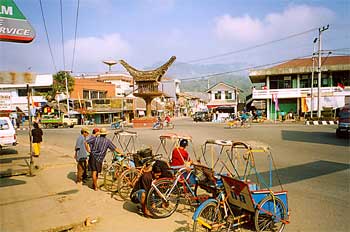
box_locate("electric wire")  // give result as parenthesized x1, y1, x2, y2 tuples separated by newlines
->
(71, 0, 80, 72)
(60, 0, 66, 70)
(183, 27, 319, 64)
(39, 0, 57, 72)
(180, 54, 312, 82)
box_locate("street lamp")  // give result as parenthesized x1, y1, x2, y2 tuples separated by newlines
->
(310, 37, 318, 119)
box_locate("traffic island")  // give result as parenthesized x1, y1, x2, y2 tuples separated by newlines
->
(132, 117, 157, 128)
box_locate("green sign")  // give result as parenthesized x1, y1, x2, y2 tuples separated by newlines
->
(0, 0, 35, 43)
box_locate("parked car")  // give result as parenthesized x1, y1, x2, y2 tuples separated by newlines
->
(0, 117, 17, 150)
(193, 111, 211, 122)
(336, 106, 350, 138)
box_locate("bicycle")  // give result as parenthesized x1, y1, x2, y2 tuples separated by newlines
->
(145, 164, 217, 219)
(102, 152, 134, 192)
(116, 154, 162, 200)
(193, 175, 288, 232)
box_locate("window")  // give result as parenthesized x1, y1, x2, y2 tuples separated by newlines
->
(99, 91, 107, 98)
(225, 91, 232, 99)
(91, 91, 98, 99)
(215, 91, 221, 100)
(18, 89, 27, 96)
(284, 76, 291, 88)
(300, 75, 311, 88)
(83, 90, 89, 99)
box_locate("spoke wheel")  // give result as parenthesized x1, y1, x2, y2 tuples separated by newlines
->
(146, 179, 180, 218)
(193, 202, 223, 232)
(103, 164, 121, 192)
(117, 168, 141, 201)
(254, 196, 287, 232)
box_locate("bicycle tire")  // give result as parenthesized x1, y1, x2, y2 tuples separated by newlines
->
(103, 163, 121, 192)
(254, 196, 287, 232)
(117, 168, 141, 201)
(193, 201, 222, 232)
(146, 179, 180, 218)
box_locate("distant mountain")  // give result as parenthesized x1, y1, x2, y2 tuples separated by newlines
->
(159, 62, 253, 96)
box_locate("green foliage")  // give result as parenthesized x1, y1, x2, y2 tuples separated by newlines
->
(46, 71, 75, 102)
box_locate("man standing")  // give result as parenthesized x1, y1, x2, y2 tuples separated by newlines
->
(86, 128, 121, 191)
(75, 128, 90, 184)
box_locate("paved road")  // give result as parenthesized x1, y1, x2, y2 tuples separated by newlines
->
(0, 118, 349, 232)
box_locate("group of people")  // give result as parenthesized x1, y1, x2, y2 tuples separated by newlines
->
(153, 115, 171, 129)
(74, 127, 122, 191)
(74, 125, 193, 217)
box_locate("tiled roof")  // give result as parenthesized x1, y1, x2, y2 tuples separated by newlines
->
(272, 56, 350, 69)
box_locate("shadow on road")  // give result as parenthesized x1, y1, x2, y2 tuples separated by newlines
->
(0, 149, 18, 155)
(0, 156, 29, 164)
(255, 160, 349, 187)
(0, 178, 26, 188)
(281, 130, 349, 146)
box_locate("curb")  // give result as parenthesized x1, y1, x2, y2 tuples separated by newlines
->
(305, 121, 338, 125)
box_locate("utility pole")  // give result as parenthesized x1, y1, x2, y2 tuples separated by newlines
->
(317, 25, 329, 118)
(27, 84, 34, 176)
(310, 37, 318, 119)
(64, 71, 70, 116)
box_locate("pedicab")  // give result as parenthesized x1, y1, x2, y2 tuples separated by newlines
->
(154, 133, 197, 162)
(101, 130, 138, 191)
(145, 138, 234, 218)
(192, 141, 290, 232)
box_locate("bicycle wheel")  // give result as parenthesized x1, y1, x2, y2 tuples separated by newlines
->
(254, 196, 287, 232)
(103, 163, 121, 192)
(146, 179, 180, 218)
(193, 201, 222, 232)
(117, 168, 141, 200)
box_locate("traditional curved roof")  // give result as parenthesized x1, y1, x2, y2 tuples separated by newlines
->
(119, 56, 176, 82)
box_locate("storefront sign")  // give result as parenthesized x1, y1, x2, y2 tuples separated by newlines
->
(0, 0, 35, 43)
(0, 92, 12, 110)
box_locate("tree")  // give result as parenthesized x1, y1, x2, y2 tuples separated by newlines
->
(46, 71, 75, 102)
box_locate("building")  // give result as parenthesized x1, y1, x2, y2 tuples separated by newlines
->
(0, 72, 52, 117)
(249, 56, 350, 120)
(70, 76, 135, 124)
(206, 82, 241, 115)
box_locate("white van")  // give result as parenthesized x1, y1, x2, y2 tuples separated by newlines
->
(0, 117, 17, 150)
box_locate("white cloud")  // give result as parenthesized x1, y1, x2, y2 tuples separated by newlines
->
(214, 4, 335, 43)
(65, 33, 131, 72)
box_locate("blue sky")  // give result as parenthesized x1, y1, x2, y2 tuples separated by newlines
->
(1, 0, 349, 76)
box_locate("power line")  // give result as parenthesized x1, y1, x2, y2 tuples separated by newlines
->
(183, 27, 318, 64)
(71, 0, 80, 72)
(180, 54, 311, 82)
(60, 0, 66, 70)
(39, 0, 57, 72)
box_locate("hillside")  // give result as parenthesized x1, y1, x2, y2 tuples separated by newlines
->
(165, 62, 253, 95)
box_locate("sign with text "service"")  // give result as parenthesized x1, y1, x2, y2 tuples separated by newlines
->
(0, 0, 35, 43)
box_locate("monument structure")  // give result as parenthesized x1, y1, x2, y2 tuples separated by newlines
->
(119, 56, 176, 124)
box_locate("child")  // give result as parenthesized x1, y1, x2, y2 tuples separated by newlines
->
(32, 122, 43, 157)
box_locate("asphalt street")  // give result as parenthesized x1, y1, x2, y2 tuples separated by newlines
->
(0, 117, 349, 232)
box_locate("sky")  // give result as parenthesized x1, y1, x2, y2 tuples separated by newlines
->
(0, 0, 349, 77)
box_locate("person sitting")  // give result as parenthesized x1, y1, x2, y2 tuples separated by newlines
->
(130, 164, 163, 217)
(170, 139, 191, 168)
(164, 115, 171, 126)
(240, 111, 249, 126)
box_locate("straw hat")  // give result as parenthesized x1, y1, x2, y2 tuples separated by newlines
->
(81, 127, 90, 134)
(99, 128, 108, 135)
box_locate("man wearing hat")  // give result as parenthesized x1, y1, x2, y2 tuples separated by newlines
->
(86, 128, 122, 191)
(75, 127, 90, 184)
